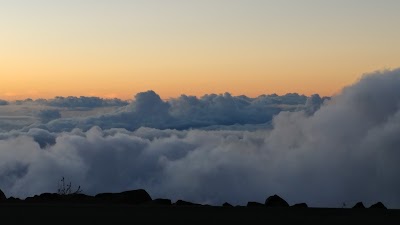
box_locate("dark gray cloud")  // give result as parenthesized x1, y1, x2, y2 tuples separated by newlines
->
(2, 91, 319, 133)
(14, 98, 34, 105)
(0, 98, 128, 132)
(0, 100, 8, 106)
(0, 68, 399, 208)
(13, 96, 129, 108)
(37, 109, 61, 123)
(44, 96, 129, 108)
(37, 91, 312, 132)
(0, 117, 36, 132)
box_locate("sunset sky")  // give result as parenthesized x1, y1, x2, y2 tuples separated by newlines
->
(1, 0, 400, 208)
(1, 0, 399, 100)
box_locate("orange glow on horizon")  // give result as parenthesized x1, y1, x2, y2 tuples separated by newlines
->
(0, 70, 357, 101)
(1, 1, 399, 101)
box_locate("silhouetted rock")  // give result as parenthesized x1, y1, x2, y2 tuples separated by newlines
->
(291, 203, 308, 208)
(175, 200, 200, 206)
(25, 193, 62, 203)
(265, 195, 289, 207)
(23, 193, 97, 204)
(6, 197, 22, 203)
(223, 202, 233, 207)
(149, 198, 172, 205)
(62, 193, 95, 203)
(95, 189, 152, 205)
(0, 189, 6, 202)
(120, 189, 152, 204)
(369, 202, 387, 209)
(352, 202, 366, 209)
(94, 193, 113, 201)
(247, 202, 264, 207)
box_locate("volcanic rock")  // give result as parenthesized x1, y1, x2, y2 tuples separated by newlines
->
(265, 195, 289, 207)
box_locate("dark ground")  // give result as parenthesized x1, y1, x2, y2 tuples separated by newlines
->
(0, 203, 399, 224)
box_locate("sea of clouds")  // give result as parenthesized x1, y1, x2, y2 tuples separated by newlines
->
(0, 68, 399, 208)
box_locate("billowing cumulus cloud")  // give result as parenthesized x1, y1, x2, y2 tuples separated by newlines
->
(302, 94, 330, 115)
(32, 91, 313, 132)
(0, 68, 399, 208)
(1, 91, 315, 133)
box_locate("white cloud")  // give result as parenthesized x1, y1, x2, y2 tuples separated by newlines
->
(0, 68, 399, 208)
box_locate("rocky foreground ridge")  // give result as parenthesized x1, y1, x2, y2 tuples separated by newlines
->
(0, 188, 388, 209)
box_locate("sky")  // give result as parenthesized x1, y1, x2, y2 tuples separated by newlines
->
(1, 0, 400, 208)
(1, 0, 399, 100)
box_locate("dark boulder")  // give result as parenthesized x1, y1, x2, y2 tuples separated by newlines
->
(149, 198, 172, 205)
(25, 193, 62, 203)
(369, 202, 387, 209)
(95, 189, 152, 205)
(25, 193, 96, 204)
(222, 202, 233, 207)
(62, 193, 95, 203)
(175, 200, 200, 206)
(291, 203, 308, 208)
(247, 202, 264, 207)
(119, 189, 152, 204)
(265, 195, 289, 207)
(94, 193, 114, 201)
(0, 189, 6, 201)
(7, 197, 22, 203)
(352, 202, 366, 209)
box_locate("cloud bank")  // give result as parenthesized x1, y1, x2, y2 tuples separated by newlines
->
(0, 100, 8, 106)
(14, 96, 129, 108)
(30, 91, 319, 132)
(0, 68, 399, 208)
(2, 91, 319, 133)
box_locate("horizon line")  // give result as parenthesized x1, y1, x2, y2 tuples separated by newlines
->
(0, 90, 332, 102)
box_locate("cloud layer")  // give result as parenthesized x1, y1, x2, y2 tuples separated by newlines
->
(32, 91, 318, 132)
(0, 68, 399, 208)
(0, 100, 8, 106)
(15, 96, 129, 108)
(1, 91, 320, 133)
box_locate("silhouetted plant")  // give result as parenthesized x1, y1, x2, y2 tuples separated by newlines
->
(57, 176, 82, 195)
